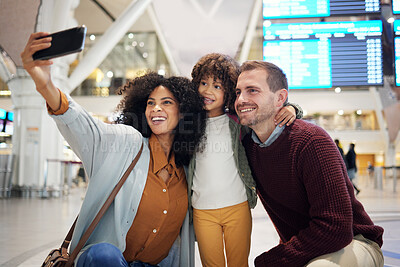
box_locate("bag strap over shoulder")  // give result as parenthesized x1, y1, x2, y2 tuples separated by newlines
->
(64, 142, 144, 267)
(59, 216, 77, 258)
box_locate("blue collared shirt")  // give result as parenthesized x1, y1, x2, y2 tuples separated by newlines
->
(251, 125, 285, 147)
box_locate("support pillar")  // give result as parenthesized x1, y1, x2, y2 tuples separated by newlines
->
(238, 0, 261, 64)
(7, 69, 64, 197)
(4, 0, 80, 197)
(68, 0, 152, 91)
(385, 142, 397, 192)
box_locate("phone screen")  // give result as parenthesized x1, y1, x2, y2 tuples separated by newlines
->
(33, 26, 87, 60)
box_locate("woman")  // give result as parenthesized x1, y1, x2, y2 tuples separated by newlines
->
(21, 32, 206, 267)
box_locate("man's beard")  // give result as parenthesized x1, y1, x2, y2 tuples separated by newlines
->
(240, 108, 275, 128)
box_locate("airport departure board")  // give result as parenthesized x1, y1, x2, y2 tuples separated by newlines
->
(393, 0, 400, 14)
(394, 20, 400, 86)
(263, 0, 381, 19)
(263, 20, 383, 89)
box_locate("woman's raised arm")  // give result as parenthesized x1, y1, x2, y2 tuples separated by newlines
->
(20, 32, 61, 111)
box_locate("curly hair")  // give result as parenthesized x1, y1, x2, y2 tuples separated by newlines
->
(116, 72, 207, 166)
(191, 53, 240, 115)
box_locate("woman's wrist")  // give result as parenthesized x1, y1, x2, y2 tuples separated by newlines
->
(37, 82, 62, 111)
(36, 80, 55, 94)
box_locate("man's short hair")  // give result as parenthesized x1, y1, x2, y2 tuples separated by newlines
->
(240, 61, 288, 93)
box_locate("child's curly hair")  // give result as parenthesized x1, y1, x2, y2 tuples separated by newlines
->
(116, 72, 207, 166)
(191, 53, 239, 114)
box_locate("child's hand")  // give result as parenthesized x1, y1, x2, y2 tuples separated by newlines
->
(274, 105, 296, 127)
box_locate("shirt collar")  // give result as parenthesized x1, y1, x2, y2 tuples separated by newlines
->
(149, 134, 178, 178)
(251, 125, 285, 147)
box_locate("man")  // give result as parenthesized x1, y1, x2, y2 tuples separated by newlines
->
(346, 143, 361, 195)
(234, 60, 384, 266)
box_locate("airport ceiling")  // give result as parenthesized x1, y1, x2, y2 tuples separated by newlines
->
(74, 0, 261, 77)
(0, 0, 260, 73)
(74, 0, 262, 34)
(75, 0, 164, 34)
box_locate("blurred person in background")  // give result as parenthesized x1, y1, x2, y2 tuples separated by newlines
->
(346, 143, 361, 195)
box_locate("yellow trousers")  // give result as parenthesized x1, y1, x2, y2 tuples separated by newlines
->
(193, 201, 252, 267)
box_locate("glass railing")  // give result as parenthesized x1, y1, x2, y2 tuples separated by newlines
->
(303, 111, 380, 131)
(71, 31, 171, 96)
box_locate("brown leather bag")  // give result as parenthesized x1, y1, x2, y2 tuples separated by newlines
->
(42, 143, 143, 267)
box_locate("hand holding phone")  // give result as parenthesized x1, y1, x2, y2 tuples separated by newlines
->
(32, 26, 87, 60)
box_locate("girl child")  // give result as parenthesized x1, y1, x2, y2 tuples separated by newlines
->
(187, 53, 302, 267)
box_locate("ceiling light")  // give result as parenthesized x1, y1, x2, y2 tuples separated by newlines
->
(158, 69, 166, 76)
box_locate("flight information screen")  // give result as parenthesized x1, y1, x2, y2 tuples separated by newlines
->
(263, 0, 381, 19)
(263, 20, 383, 89)
(394, 20, 400, 86)
(393, 0, 400, 14)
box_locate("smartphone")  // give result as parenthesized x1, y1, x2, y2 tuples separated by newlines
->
(33, 26, 87, 60)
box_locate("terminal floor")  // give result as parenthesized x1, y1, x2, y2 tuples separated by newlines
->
(0, 175, 399, 267)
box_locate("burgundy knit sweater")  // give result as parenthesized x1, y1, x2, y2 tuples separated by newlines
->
(242, 120, 383, 267)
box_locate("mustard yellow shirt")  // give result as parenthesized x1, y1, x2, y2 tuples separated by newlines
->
(123, 135, 188, 264)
